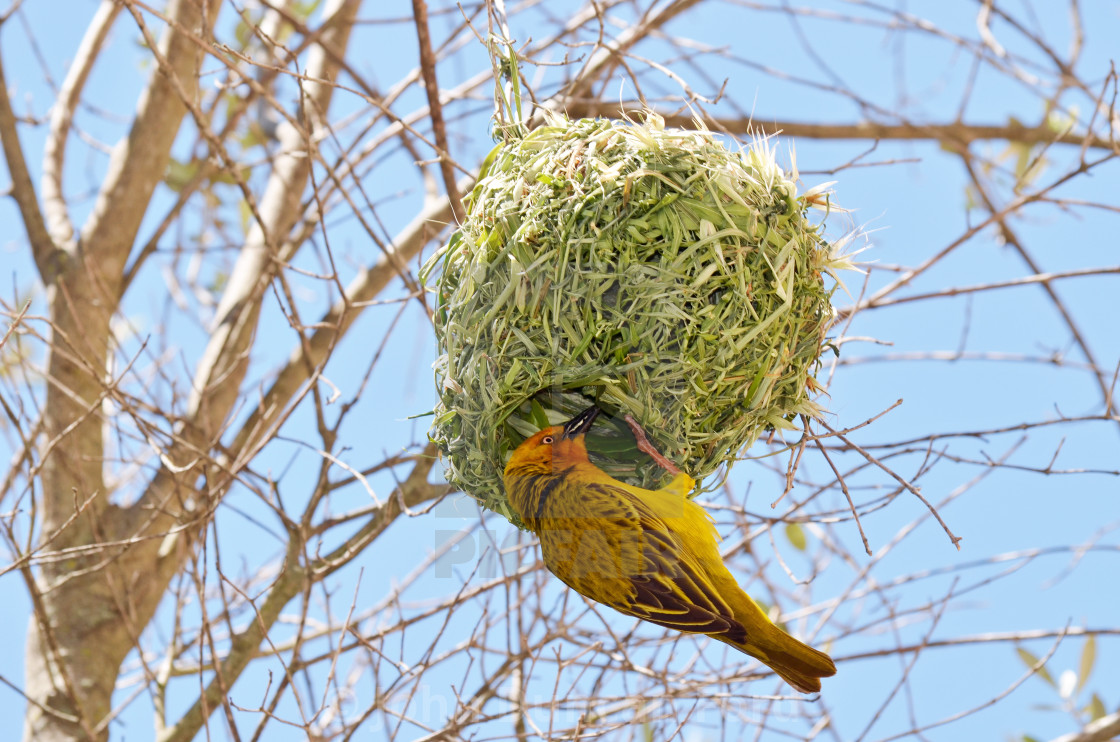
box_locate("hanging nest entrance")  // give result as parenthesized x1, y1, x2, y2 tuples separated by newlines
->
(421, 112, 855, 525)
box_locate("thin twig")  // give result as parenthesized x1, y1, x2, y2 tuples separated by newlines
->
(817, 419, 962, 550)
(814, 435, 871, 556)
(411, 0, 464, 224)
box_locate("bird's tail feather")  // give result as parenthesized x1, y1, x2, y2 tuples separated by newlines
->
(722, 629, 837, 694)
(757, 640, 836, 694)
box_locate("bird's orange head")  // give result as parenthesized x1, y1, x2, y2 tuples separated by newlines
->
(504, 406, 600, 478)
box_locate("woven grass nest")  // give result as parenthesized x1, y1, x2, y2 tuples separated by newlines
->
(422, 112, 855, 526)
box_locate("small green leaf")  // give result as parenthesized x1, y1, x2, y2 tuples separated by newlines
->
(1046, 107, 1076, 133)
(238, 199, 251, 234)
(237, 124, 263, 150)
(164, 158, 199, 192)
(292, 0, 322, 23)
(1022, 735, 1041, 742)
(1017, 648, 1055, 687)
(1086, 693, 1106, 721)
(212, 165, 251, 185)
(1012, 143, 1031, 178)
(208, 271, 228, 294)
(964, 184, 980, 211)
(233, 18, 253, 48)
(785, 522, 807, 551)
(1076, 635, 1096, 694)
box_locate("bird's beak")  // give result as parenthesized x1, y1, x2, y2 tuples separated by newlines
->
(561, 406, 600, 439)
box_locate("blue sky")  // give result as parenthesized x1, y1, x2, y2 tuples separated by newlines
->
(1, 1, 1118, 740)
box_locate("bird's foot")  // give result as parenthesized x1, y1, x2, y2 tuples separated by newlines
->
(623, 414, 681, 475)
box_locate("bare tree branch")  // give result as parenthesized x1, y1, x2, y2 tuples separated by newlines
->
(563, 101, 1120, 152)
(0, 47, 57, 282)
(40, 0, 120, 250)
(159, 448, 445, 742)
(81, 0, 222, 278)
(961, 153, 1120, 424)
(1048, 712, 1120, 742)
(411, 0, 464, 224)
(224, 185, 463, 469)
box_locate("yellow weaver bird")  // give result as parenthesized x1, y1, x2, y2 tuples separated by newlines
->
(504, 405, 836, 693)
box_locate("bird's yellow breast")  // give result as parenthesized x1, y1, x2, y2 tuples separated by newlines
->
(507, 463, 719, 607)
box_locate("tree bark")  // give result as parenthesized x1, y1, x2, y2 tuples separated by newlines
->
(24, 1, 222, 739)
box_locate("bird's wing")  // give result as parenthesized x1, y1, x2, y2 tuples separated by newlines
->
(627, 527, 741, 635)
(583, 482, 742, 638)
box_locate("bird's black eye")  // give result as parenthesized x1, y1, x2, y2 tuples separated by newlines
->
(541, 435, 554, 445)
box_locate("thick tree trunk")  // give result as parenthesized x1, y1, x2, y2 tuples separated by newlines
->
(22, 0, 221, 737)
(23, 255, 116, 741)
(21, 1, 360, 737)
